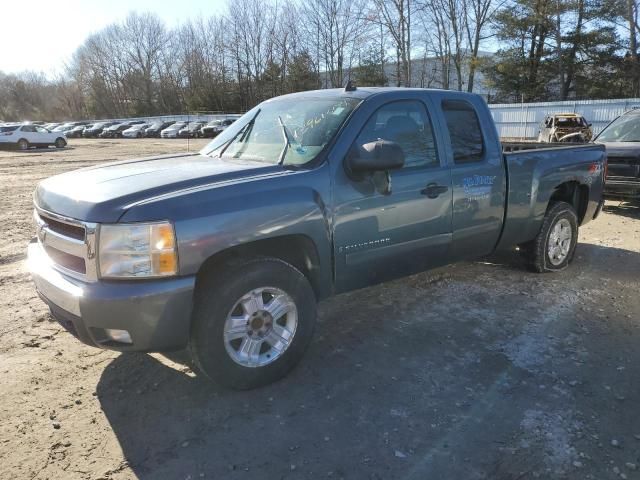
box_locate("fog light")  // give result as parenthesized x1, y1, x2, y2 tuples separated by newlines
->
(104, 329, 132, 344)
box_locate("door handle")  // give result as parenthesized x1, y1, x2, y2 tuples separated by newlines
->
(421, 183, 449, 198)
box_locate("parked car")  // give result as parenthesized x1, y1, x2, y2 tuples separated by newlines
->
(594, 108, 640, 201)
(122, 123, 151, 138)
(160, 122, 187, 138)
(144, 121, 175, 138)
(83, 122, 117, 138)
(28, 87, 605, 389)
(66, 124, 93, 138)
(100, 122, 143, 138)
(178, 121, 206, 138)
(44, 123, 61, 131)
(201, 118, 236, 138)
(538, 113, 593, 143)
(0, 124, 67, 150)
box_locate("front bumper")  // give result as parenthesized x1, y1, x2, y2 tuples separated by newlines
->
(28, 241, 195, 352)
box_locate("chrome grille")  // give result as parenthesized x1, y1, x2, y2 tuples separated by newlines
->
(34, 208, 98, 282)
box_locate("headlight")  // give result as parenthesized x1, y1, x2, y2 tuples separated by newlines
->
(98, 222, 178, 278)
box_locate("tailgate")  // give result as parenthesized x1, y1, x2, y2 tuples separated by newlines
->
(607, 156, 640, 180)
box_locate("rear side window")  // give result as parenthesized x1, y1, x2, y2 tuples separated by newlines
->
(442, 100, 484, 164)
(0, 126, 18, 133)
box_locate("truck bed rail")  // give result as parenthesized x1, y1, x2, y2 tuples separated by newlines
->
(502, 142, 591, 153)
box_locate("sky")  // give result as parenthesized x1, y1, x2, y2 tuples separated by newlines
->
(0, 0, 227, 76)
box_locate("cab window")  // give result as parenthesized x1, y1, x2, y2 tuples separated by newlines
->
(442, 100, 485, 164)
(355, 100, 438, 169)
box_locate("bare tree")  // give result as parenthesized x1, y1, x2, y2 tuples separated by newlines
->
(373, 0, 413, 86)
(299, 0, 370, 88)
(463, 0, 501, 92)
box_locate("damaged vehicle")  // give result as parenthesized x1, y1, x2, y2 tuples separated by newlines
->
(594, 108, 640, 201)
(28, 87, 605, 389)
(538, 113, 593, 143)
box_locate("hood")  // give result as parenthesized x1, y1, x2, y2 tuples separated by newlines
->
(34, 153, 281, 222)
(595, 141, 640, 160)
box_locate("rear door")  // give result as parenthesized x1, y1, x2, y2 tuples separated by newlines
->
(332, 95, 453, 292)
(437, 97, 506, 261)
(19, 125, 38, 144)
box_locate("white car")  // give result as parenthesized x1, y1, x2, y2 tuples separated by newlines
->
(0, 124, 67, 150)
(160, 122, 187, 138)
(122, 123, 150, 138)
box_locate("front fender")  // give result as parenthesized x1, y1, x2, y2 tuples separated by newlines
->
(119, 163, 333, 283)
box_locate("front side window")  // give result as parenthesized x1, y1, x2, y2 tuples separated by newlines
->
(442, 100, 485, 164)
(202, 97, 361, 166)
(354, 100, 438, 168)
(21, 125, 36, 133)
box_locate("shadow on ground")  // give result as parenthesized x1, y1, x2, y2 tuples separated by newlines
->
(603, 201, 640, 219)
(97, 243, 640, 479)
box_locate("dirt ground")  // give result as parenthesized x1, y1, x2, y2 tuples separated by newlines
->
(0, 139, 639, 480)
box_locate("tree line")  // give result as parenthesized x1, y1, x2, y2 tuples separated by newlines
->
(1, 0, 640, 121)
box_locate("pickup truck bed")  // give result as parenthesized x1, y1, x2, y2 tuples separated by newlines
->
(498, 143, 605, 250)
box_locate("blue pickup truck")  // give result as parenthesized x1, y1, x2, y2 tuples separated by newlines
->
(28, 87, 606, 389)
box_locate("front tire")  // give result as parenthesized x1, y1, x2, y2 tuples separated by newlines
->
(524, 201, 578, 273)
(54, 137, 66, 148)
(190, 257, 317, 389)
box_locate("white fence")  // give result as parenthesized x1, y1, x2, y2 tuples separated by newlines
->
(488, 98, 640, 140)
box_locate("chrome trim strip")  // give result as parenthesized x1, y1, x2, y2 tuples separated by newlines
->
(41, 228, 86, 257)
(34, 205, 86, 229)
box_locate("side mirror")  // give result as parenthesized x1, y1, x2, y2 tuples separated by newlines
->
(347, 140, 405, 173)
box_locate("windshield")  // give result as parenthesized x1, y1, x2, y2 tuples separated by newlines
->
(201, 97, 361, 166)
(555, 117, 583, 128)
(597, 113, 640, 142)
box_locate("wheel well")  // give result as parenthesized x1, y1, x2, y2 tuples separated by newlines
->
(548, 181, 589, 224)
(195, 235, 327, 300)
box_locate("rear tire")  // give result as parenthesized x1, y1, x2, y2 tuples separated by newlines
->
(54, 137, 66, 148)
(190, 257, 317, 389)
(17, 139, 29, 151)
(524, 201, 578, 273)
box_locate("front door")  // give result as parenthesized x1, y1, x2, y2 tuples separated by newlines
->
(333, 98, 453, 293)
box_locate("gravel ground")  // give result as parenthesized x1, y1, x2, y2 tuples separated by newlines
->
(0, 139, 639, 480)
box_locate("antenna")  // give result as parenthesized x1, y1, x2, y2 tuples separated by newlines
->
(344, 80, 357, 92)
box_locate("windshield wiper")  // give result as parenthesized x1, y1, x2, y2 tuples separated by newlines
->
(216, 109, 261, 158)
(277, 116, 306, 165)
(277, 116, 292, 164)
